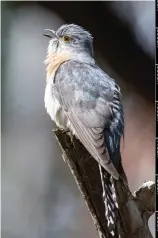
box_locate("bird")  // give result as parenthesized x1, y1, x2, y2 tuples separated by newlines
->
(43, 23, 127, 237)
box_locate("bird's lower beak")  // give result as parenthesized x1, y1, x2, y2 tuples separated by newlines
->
(43, 29, 58, 39)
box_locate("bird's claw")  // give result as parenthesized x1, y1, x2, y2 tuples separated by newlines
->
(67, 131, 75, 148)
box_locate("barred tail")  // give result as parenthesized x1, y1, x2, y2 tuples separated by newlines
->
(99, 165, 119, 237)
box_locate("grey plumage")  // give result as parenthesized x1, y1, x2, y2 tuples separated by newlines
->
(52, 60, 121, 179)
(44, 24, 125, 237)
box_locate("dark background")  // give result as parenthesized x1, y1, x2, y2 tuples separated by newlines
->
(2, 1, 155, 238)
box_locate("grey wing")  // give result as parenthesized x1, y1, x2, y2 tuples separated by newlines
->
(55, 61, 120, 179)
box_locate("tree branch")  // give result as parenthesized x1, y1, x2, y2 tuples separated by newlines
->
(53, 129, 155, 238)
(133, 181, 155, 220)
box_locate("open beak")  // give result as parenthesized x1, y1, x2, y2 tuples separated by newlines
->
(43, 29, 58, 39)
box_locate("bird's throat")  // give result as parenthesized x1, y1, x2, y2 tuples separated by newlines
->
(44, 52, 71, 83)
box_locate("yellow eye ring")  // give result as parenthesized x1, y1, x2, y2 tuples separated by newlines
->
(62, 35, 72, 43)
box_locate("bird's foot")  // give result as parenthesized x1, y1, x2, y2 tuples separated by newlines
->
(67, 131, 75, 148)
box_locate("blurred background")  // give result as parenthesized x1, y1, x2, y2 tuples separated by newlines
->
(1, 1, 154, 238)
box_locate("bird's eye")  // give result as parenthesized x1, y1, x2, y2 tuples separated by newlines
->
(61, 35, 72, 43)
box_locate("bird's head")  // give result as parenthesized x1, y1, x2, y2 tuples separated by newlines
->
(43, 24, 94, 57)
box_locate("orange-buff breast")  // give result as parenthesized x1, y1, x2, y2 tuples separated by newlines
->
(44, 52, 71, 82)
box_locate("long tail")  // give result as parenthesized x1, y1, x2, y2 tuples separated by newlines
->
(99, 85, 127, 236)
(99, 165, 119, 238)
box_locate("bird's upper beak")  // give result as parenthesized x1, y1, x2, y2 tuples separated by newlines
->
(43, 29, 58, 39)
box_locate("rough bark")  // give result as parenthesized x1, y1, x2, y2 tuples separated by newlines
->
(54, 129, 155, 238)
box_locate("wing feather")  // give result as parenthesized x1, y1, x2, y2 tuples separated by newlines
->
(66, 111, 119, 179)
(54, 60, 121, 179)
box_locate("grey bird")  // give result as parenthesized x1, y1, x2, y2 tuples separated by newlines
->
(44, 24, 127, 237)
